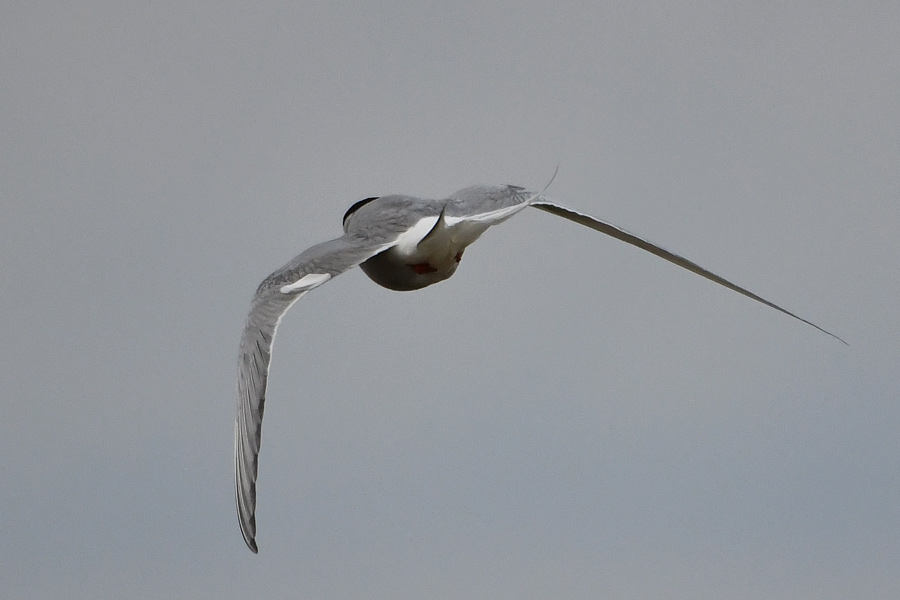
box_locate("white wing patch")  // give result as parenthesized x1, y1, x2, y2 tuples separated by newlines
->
(444, 202, 528, 226)
(279, 272, 332, 294)
(394, 216, 440, 254)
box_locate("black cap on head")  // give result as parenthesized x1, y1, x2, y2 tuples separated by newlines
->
(343, 197, 379, 226)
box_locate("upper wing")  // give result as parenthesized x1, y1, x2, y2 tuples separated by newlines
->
(442, 182, 555, 246)
(235, 236, 395, 553)
(445, 185, 538, 225)
(445, 170, 557, 228)
(531, 201, 846, 345)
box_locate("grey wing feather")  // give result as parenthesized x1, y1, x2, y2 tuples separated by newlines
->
(531, 201, 846, 345)
(235, 236, 394, 553)
(443, 168, 557, 225)
(445, 185, 537, 223)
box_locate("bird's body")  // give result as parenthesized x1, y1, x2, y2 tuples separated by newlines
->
(234, 180, 844, 553)
(347, 185, 538, 290)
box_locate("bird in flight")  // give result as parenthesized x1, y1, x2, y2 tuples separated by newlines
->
(234, 179, 845, 552)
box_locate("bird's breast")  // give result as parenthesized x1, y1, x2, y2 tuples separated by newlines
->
(360, 214, 467, 291)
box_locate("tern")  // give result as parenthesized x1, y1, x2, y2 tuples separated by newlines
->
(234, 179, 845, 552)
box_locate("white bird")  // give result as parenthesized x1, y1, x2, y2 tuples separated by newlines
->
(234, 179, 845, 552)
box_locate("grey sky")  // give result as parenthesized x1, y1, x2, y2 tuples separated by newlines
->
(3, 1, 899, 598)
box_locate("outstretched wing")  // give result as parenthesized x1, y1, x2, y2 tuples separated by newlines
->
(445, 185, 537, 224)
(445, 170, 557, 229)
(531, 201, 846, 345)
(235, 236, 394, 553)
(443, 182, 556, 246)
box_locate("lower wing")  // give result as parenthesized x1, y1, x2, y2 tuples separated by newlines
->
(235, 236, 395, 553)
(531, 201, 846, 345)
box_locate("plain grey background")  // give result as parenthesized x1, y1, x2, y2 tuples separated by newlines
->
(3, 1, 898, 598)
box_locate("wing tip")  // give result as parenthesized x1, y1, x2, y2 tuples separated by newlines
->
(238, 510, 259, 553)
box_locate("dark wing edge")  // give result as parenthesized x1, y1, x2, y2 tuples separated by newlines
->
(234, 237, 395, 554)
(532, 201, 847, 345)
